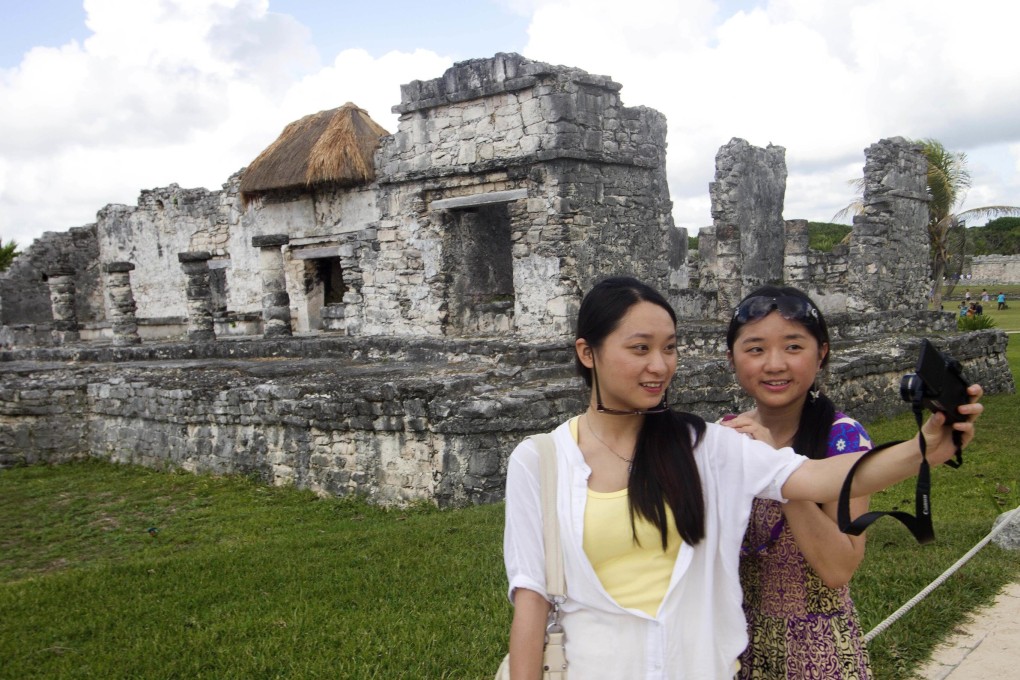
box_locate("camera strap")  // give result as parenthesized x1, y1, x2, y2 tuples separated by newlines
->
(837, 404, 963, 545)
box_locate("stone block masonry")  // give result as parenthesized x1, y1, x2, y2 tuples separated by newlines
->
(847, 137, 930, 312)
(1, 328, 1011, 506)
(969, 255, 1020, 284)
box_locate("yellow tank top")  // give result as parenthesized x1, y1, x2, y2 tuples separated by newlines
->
(570, 417, 682, 617)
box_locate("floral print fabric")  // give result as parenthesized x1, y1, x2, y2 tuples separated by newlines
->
(737, 415, 873, 679)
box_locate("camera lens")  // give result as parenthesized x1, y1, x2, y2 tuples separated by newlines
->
(900, 374, 921, 403)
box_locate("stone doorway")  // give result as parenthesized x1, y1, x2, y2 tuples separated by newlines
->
(444, 204, 515, 335)
(302, 256, 347, 331)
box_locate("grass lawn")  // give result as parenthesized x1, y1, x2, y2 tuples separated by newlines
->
(2, 335, 1019, 679)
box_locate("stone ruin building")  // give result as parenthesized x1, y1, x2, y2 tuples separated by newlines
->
(0, 53, 1013, 506)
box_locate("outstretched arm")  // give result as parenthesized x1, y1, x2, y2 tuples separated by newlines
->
(782, 384, 983, 504)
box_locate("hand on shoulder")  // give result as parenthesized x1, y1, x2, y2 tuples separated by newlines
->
(719, 413, 780, 448)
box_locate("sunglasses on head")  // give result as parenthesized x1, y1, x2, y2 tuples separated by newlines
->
(733, 295, 820, 325)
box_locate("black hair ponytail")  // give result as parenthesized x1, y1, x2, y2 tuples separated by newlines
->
(792, 391, 836, 460)
(629, 409, 707, 548)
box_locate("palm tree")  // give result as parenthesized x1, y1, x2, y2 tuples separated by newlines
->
(920, 139, 1020, 309)
(0, 239, 18, 272)
(836, 139, 1020, 310)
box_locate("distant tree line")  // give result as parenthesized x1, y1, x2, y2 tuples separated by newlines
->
(687, 222, 853, 254)
(965, 217, 1020, 256)
(686, 218, 1020, 257)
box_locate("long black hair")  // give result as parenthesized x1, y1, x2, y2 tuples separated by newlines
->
(576, 276, 707, 547)
(725, 285, 835, 460)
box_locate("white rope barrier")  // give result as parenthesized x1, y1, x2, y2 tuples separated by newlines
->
(864, 503, 1020, 644)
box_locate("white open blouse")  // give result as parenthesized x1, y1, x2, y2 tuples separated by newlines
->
(503, 420, 806, 679)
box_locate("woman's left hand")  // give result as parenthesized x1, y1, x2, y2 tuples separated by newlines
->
(920, 383, 984, 466)
(720, 414, 780, 447)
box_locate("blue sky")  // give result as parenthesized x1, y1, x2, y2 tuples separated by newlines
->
(2, 0, 1018, 246)
(0, 1, 533, 68)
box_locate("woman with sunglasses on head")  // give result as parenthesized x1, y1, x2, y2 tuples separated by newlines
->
(502, 277, 983, 680)
(722, 286, 872, 678)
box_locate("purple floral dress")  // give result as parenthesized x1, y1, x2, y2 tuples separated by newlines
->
(737, 415, 873, 679)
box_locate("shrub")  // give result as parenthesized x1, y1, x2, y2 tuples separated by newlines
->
(958, 314, 997, 331)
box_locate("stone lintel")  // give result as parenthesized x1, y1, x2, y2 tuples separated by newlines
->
(430, 189, 528, 211)
(378, 149, 659, 187)
(103, 261, 135, 273)
(47, 266, 75, 277)
(178, 251, 213, 263)
(292, 246, 341, 260)
(252, 234, 291, 248)
(207, 258, 231, 270)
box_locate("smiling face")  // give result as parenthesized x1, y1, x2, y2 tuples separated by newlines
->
(728, 310, 828, 417)
(577, 300, 677, 413)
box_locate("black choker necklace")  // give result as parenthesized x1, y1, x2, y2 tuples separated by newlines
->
(591, 364, 669, 415)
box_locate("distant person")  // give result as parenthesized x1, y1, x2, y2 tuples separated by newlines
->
(975, 301, 983, 316)
(981, 289, 990, 302)
(964, 289, 971, 303)
(967, 303, 976, 318)
(960, 302, 968, 317)
(998, 292, 1007, 310)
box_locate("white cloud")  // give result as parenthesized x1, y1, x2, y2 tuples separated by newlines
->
(2, 0, 1018, 247)
(0, 0, 451, 246)
(520, 0, 1020, 231)
(281, 48, 453, 132)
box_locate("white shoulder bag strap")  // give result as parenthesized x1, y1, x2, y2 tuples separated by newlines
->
(495, 433, 567, 680)
(532, 433, 567, 679)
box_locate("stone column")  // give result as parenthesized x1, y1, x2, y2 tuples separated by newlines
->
(784, 219, 810, 284)
(46, 266, 80, 344)
(846, 137, 930, 313)
(708, 138, 788, 316)
(713, 224, 743, 318)
(103, 262, 141, 346)
(177, 251, 216, 342)
(696, 226, 717, 291)
(251, 234, 293, 338)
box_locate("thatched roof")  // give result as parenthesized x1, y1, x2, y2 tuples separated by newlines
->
(240, 103, 389, 204)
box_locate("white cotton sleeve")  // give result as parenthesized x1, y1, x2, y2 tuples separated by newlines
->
(502, 438, 549, 603)
(706, 423, 807, 502)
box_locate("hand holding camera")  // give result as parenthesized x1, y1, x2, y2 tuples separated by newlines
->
(900, 339, 972, 424)
(838, 340, 984, 543)
(899, 339, 983, 467)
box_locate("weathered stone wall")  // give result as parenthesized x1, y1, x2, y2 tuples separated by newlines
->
(969, 255, 1020, 284)
(1, 329, 1011, 506)
(846, 137, 930, 312)
(331, 52, 684, 340)
(708, 139, 787, 313)
(0, 225, 102, 339)
(96, 176, 248, 324)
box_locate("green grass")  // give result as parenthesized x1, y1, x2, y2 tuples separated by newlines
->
(1, 338, 1019, 679)
(0, 469, 510, 679)
(855, 333, 1020, 677)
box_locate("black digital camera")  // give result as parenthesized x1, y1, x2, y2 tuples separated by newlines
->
(899, 339, 972, 423)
